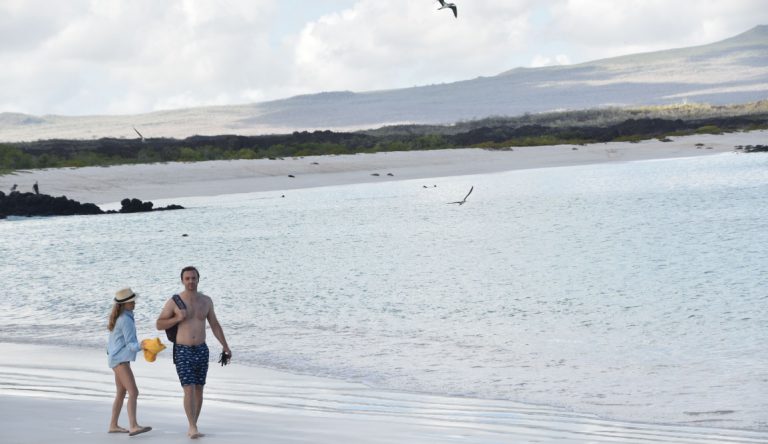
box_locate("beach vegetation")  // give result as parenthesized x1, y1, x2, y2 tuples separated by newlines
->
(0, 144, 35, 172)
(613, 135, 646, 143)
(472, 135, 591, 148)
(178, 147, 205, 162)
(137, 147, 163, 163)
(374, 140, 411, 152)
(231, 148, 258, 159)
(2, 100, 767, 174)
(694, 125, 724, 134)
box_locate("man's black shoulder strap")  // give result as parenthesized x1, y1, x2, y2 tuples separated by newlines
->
(169, 294, 187, 365)
(172, 294, 186, 309)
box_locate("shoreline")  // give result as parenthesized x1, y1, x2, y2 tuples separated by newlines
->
(1, 131, 763, 206)
(1, 341, 766, 443)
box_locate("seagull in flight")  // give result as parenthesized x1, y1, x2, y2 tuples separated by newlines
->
(133, 126, 146, 143)
(437, 0, 458, 18)
(447, 186, 473, 205)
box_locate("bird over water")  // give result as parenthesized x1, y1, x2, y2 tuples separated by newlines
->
(437, 0, 457, 18)
(447, 186, 473, 205)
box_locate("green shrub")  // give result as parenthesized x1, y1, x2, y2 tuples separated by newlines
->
(178, 147, 204, 162)
(614, 135, 645, 143)
(695, 125, 723, 134)
(137, 148, 162, 163)
(0, 144, 35, 170)
(232, 148, 258, 159)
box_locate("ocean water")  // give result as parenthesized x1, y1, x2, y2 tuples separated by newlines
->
(1, 152, 767, 432)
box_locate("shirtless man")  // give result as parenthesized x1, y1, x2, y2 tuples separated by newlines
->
(156, 266, 231, 439)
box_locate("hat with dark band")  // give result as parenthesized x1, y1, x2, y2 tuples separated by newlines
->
(114, 288, 138, 304)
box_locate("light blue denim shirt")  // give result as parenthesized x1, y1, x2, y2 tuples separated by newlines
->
(107, 310, 141, 368)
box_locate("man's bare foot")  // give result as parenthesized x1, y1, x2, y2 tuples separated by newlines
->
(188, 428, 205, 439)
(128, 425, 152, 436)
(108, 426, 129, 433)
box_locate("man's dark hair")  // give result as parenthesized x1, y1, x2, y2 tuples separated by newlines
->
(180, 266, 200, 281)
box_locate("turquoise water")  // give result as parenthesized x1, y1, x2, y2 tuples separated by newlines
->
(1, 152, 766, 431)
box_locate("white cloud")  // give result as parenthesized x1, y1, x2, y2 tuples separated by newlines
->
(530, 54, 571, 68)
(291, 0, 535, 92)
(0, 0, 766, 116)
(0, 0, 282, 115)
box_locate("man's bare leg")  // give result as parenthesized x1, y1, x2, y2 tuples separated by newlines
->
(194, 385, 204, 423)
(183, 385, 202, 438)
(193, 385, 205, 438)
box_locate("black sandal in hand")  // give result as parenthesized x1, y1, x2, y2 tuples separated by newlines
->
(218, 351, 231, 366)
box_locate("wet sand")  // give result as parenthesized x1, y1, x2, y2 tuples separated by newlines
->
(1, 342, 765, 443)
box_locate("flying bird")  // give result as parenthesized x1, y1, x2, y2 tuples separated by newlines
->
(437, 0, 457, 18)
(133, 126, 146, 142)
(447, 186, 473, 205)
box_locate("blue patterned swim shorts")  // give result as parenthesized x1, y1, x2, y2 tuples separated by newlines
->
(174, 343, 209, 386)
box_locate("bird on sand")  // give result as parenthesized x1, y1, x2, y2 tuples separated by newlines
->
(447, 186, 473, 205)
(133, 126, 146, 142)
(437, 0, 457, 18)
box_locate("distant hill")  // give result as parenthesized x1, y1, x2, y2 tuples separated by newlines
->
(1, 25, 767, 142)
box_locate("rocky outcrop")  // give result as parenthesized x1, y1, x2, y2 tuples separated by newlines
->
(0, 191, 102, 218)
(0, 192, 183, 219)
(117, 198, 183, 213)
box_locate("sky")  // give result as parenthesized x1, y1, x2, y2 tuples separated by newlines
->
(2, 0, 767, 117)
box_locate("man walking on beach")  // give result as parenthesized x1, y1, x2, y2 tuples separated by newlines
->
(156, 266, 232, 439)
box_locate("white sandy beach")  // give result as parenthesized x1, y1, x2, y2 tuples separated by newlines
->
(2, 342, 767, 444)
(1, 131, 762, 206)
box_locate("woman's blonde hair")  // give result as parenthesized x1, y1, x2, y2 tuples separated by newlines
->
(108, 302, 126, 331)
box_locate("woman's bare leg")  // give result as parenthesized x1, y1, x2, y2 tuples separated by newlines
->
(112, 363, 150, 435)
(108, 367, 128, 433)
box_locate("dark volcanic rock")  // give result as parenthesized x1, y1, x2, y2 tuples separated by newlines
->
(0, 192, 184, 219)
(0, 192, 103, 219)
(118, 198, 154, 213)
(738, 144, 768, 152)
(114, 198, 184, 213)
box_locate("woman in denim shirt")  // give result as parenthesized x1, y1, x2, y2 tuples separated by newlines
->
(107, 288, 152, 436)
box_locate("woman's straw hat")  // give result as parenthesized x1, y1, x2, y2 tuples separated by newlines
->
(114, 288, 138, 304)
